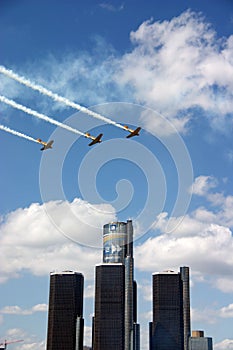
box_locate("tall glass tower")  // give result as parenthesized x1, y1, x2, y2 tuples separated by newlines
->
(149, 267, 191, 350)
(93, 220, 140, 350)
(46, 271, 84, 350)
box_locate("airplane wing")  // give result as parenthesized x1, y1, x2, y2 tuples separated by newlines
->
(47, 140, 54, 148)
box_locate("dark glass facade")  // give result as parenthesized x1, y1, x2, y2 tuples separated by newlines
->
(46, 271, 84, 350)
(150, 271, 184, 350)
(93, 264, 125, 350)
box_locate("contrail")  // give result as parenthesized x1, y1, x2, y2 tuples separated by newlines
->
(0, 123, 39, 144)
(0, 95, 86, 137)
(0, 65, 125, 129)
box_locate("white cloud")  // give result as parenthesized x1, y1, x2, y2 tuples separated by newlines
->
(152, 211, 208, 236)
(135, 220, 233, 283)
(214, 278, 233, 293)
(190, 176, 233, 228)
(191, 175, 217, 196)
(1, 304, 47, 315)
(191, 307, 217, 324)
(99, 3, 124, 12)
(215, 339, 233, 350)
(140, 108, 190, 137)
(0, 198, 116, 283)
(190, 303, 233, 327)
(219, 303, 233, 318)
(115, 11, 233, 133)
(16, 342, 45, 350)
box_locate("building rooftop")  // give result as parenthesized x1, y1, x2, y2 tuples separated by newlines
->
(153, 270, 178, 275)
(50, 270, 83, 276)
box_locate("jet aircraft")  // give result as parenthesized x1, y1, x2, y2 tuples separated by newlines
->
(85, 133, 103, 146)
(37, 138, 54, 151)
(123, 126, 141, 138)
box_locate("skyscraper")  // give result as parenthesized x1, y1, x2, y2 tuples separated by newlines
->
(149, 267, 191, 350)
(46, 271, 84, 350)
(93, 220, 140, 350)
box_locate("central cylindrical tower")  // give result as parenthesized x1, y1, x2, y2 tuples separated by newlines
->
(96, 220, 139, 350)
(103, 222, 127, 263)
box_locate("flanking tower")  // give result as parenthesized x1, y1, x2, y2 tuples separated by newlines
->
(46, 271, 84, 350)
(149, 267, 191, 350)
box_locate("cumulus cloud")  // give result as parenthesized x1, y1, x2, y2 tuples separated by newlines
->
(0, 304, 47, 315)
(0, 198, 115, 283)
(115, 10, 233, 133)
(214, 278, 233, 293)
(219, 303, 233, 318)
(191, 303, 233, 325)
(16, 341, 45, 350)
(190, 176, 233, 228)
(191, 307, 217, 324)
(135, 222, 233, 277)
(215, 339, 233, 350)
(191, 175, 218, 196)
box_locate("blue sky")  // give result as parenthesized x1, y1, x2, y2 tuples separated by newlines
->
(0, 0, 233, 349)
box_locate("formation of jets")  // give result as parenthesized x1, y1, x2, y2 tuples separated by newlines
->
(36, 125, 141, 151)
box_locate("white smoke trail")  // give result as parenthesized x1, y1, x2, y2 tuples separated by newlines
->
(0, 95, 86, 137)
(0, 65, 125, 129)
(0, 123, 38, 143)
